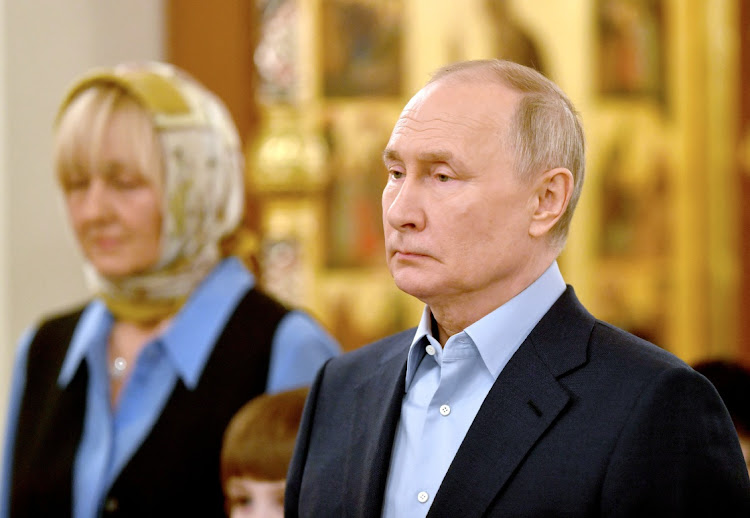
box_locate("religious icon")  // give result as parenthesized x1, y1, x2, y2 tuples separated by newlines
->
(321, 0, 403, 98)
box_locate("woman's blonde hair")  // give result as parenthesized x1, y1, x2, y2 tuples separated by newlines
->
(54, 85, 164, 193)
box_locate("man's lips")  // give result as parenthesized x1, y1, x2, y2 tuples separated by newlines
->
(392, 249, 430, 260)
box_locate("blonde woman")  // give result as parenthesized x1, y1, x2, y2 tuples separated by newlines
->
(1, 62, 338, 518)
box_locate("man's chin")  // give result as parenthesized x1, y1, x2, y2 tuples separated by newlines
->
(392, 274, 436, 303)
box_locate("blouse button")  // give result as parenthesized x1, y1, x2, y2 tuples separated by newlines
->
(103, 497, 119, 513)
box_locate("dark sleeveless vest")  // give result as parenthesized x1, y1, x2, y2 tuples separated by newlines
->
(9, 288, 288, 517)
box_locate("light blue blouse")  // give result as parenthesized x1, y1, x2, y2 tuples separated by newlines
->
(0, 256, 339, 518)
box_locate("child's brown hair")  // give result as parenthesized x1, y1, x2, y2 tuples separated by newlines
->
(220, 387, 309, 485)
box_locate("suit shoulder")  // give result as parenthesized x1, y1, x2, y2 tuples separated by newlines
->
(589, 319, 692, 377)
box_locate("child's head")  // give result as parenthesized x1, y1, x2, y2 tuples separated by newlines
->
(220, 387, 309, 518)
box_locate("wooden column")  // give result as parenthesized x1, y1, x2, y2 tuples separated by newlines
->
(165, 0, 259, 145)
(738, 0, 750, 363)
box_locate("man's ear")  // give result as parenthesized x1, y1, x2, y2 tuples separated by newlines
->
(529, 167, 573, 238)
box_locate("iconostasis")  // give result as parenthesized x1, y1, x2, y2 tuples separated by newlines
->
(169, 0, 746, 361)
(247, 0, 417, 350)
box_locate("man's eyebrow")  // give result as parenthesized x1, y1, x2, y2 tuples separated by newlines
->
(382, 149, 454, 163)
(382, 148, 400, 162)
(417, 150, 453, 163)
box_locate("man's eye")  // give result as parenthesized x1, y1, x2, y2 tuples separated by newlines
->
(389, 170, 404, 180)
(436, 174, 452, 182)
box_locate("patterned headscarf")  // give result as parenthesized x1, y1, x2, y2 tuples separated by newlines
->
(56, 62, 245, 323)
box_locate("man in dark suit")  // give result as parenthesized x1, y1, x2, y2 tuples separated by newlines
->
(286, 59, 750, 517)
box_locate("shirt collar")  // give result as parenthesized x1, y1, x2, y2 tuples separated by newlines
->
(404, 261, 566, 388)
(58, 257, 254, 389)
(58, 300, 113, 386)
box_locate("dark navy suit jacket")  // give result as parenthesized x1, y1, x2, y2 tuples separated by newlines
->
(286, 287, 750, 517)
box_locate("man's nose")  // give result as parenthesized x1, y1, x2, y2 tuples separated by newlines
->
(383, 178, 426, 231)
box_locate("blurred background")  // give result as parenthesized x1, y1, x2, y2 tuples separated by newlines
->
(1, 0, 748, 434)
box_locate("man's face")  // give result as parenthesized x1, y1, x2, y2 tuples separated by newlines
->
(382, 79, 539, 311)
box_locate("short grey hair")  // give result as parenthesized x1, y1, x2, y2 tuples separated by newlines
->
(429, 59, 585, 249)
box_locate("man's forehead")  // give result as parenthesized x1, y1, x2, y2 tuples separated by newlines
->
(387, 104, 506, 149)
(397, 81, 516, 127)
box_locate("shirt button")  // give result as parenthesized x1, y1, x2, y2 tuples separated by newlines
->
(425, 344, 436, 356)
(417, 491, 429, 503)
(440, 404, 451, 416)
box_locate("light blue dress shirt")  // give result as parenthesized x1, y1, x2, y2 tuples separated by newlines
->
(0, 256, 339, 518)
(382, 261, 566, 518)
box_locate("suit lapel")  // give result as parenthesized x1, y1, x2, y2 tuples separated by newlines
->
(427, 340, 570, 517)
(345, 331, 411, 518)
(428, 287, 594, 517)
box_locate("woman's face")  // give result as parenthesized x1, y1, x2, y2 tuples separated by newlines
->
(61, 107, 163, 279)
